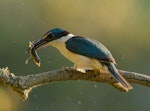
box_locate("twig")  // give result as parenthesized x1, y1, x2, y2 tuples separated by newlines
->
(0, 67, 150, 100)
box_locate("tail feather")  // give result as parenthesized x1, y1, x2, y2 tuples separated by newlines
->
(106, 63, 133, 90)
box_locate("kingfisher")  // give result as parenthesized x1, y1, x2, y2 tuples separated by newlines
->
(30, 28, 133, 90)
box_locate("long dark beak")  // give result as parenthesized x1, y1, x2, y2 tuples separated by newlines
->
(27, 36, 54, 53)
(34, 39, 48, 50)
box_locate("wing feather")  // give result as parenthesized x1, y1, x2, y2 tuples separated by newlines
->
(65, 36, 115, 63)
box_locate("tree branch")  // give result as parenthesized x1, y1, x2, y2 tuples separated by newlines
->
(0, 67, 150, 100)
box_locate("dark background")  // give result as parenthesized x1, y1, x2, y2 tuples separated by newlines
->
(0, 0, 150, 111)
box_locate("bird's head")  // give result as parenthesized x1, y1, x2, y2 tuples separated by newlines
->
(33, 28, 72, 50)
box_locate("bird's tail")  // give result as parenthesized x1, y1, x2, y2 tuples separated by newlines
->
(105, 63, 133, 90)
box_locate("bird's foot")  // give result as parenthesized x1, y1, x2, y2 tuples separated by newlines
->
(76, 68, 86, 73)
(76, 68, 94, 73)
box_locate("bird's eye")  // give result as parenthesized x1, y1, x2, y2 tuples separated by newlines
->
(50, 33, 55, 37)
(47, 33, 55, 39)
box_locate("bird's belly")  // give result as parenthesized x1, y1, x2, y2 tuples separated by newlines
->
(53, 44, 104, 70)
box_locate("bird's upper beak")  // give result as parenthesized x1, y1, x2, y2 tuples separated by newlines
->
(33, 35, 55, 50)
(33, 38, 48, 50)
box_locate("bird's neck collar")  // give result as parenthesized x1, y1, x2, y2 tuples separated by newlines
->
(66, 33, 74, 39)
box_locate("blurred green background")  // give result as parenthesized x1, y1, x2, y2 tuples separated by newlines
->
(0, 0, 150, 111)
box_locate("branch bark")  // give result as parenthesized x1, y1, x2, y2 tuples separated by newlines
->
(0, 67, 150, 100)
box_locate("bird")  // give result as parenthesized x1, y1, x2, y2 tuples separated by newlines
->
(32, 28, 133, 90)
